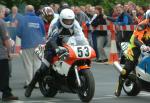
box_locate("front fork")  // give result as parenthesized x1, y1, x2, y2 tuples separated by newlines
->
(74, 66, 81, 87)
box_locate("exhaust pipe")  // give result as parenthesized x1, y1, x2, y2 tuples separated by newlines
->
(113, 61, 126, 75)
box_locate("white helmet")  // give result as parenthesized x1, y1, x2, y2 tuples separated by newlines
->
(145, 9, 150, 19)
(59, 8, 75, 29)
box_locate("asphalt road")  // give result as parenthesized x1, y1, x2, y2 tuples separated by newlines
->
(0, 56, 150, 103)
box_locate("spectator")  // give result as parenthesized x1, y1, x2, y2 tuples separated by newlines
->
(136, 6, 146, 22)
(4, 6, 23, 40)
(80, 5, 86, 13)
(53, 3, 60, 14)
(104, 4, 133, 56)
(74, 6, 90, 26)
(73, 6, 91, 45)
(17, 5, 46, 88)
(86, 6, 95, 19)
(123, 3, 129, 13)
(85, 4, 93, 19)
(131, 9, 138, 24)
(4, 7, 10, 17)
(111, 6, 119, 19)
(58, 2, 70, 14)
(127, 1, 136, 16)
(91, 6, 108, 63)
(0, 4, 18, 101)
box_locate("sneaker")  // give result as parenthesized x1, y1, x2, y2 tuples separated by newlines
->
(25, 85, 34, 97)
(103, 59, 108, 62)
(2, 95, 19, 101)
(96, 59, 108, 63)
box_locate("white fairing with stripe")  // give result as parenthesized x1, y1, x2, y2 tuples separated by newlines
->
(53, 61, 71, 76)
(136, 66, 150, 82)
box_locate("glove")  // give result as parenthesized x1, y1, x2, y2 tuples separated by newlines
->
(55, 46, 69, 60)
(140, 45, 150, 52)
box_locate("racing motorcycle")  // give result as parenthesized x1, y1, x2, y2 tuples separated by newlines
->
(34, 36, 96, 102)
(114, 42, 150, 96)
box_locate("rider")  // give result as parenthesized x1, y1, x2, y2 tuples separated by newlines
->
(40, 6, 60, 38)
(25, 8, 88, 97)
(114, 10, 150, 97)
(40, 6, 55, 37)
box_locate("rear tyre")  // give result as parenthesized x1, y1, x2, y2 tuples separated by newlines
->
(39, 75, 58, 97)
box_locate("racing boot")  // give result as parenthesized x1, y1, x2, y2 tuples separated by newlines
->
(25, 63, 49, 97)
(114, 75, 125, 97)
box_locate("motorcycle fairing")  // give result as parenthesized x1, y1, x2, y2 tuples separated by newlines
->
(53, 61, 71, 76)
(136, 56, 150, 82)
(138, 56, 150, 74)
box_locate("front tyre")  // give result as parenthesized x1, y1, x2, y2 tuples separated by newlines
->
(78, 69, 95, 102)
(123, 74, 141, 96)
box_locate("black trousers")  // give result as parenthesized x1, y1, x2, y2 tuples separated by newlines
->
(123, 47, 141, 78)
(116, 31, 133, 55)
(0, 59, 11, 95)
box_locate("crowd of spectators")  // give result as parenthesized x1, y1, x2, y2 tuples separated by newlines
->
(3, 1, 150, 61)
(2, 2, 150, 66)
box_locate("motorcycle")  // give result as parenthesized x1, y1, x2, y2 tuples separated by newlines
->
(114, 42, 150, 96)
(34, 36, 96, 102)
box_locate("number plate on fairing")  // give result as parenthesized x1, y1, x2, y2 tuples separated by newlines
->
(71, 45, 91, 58)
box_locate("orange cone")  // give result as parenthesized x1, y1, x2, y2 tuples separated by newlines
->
(109, 39, 119, 64)
(108, 24, 119, 64)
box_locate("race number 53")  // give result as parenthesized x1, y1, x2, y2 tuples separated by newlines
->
(77, 46, 90, 57)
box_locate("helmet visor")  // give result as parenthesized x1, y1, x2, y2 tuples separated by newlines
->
(62, 19, 74, 25)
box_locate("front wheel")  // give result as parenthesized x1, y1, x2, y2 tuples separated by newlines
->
(123, 74, 141, 96)
(78, 69, 95, 102)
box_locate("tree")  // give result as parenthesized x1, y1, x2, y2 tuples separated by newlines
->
(0, 0, 150, 13)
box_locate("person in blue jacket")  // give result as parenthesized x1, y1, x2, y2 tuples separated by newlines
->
(17, 5, 46, 88)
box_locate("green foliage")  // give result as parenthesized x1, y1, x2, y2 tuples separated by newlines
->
(0, 0, 149, 13)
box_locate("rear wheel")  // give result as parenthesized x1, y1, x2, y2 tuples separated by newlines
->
(78, 69, 95, 102)
(123, 74, 141, 96)
(39, 75, 58, 97)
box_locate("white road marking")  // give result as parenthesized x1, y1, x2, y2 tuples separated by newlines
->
(9, 100, 56, 103)
(6, 92, 150, 103)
